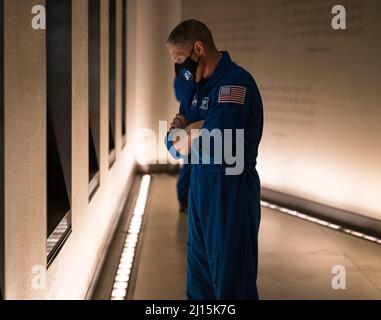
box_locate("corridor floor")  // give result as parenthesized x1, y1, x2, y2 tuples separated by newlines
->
(131, 174, 381, 300)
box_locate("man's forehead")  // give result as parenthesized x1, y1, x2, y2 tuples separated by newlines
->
(168, 43, 192, 62)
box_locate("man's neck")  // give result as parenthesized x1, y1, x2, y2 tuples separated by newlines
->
(203, 50, 223, 80)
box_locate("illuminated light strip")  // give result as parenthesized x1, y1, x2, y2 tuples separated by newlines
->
(110, 175, 151, 300)
(261, 200, 381, 245)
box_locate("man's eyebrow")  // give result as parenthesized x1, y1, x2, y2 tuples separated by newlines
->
(174, 56, 184, 63)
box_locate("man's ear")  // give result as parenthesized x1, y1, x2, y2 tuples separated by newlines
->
(194, 40, 205, 56)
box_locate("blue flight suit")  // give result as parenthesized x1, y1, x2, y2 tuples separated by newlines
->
(174, 78, 194, 205)
(167, 52, 263, 300)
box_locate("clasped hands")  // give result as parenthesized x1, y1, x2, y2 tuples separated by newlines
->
(168, 114, 204, 155)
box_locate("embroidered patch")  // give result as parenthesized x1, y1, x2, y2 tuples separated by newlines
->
(200, 97, 209, 110)
(218, 85, 246, 105)
(191, 95, 198, 108)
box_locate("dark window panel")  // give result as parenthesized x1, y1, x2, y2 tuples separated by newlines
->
(89, 0, 100, 199)
(46, 109, 70, 236)
(46, 0, 72, 265)
(121, 0, 127, 146)
(109, 0, 116, 167)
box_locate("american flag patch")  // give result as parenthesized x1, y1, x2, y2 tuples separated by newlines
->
(218, 85, 246, 105)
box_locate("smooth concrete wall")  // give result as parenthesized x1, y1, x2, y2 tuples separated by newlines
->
(4, 0, 47, 300)
(134, 0, 181, 164)
(182, 0, 381, 221)
(0, 0, 5, 298)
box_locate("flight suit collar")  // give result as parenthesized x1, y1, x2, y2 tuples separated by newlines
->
(202, 51, 233, 93)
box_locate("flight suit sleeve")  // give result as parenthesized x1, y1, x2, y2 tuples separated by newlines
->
(179, 101, 187, 116)
(165, 99, 201, 160)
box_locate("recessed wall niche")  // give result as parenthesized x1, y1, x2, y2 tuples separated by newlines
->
(109, 0, 116, 167)
(46, 0, 72, 264)
(88, 0, 101, 199)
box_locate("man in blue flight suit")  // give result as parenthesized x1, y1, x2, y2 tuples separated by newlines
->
(166, 20, 263, 300)
(173, 77, 193, 212)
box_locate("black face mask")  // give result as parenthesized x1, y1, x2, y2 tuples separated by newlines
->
(174, 45, 200, 82)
